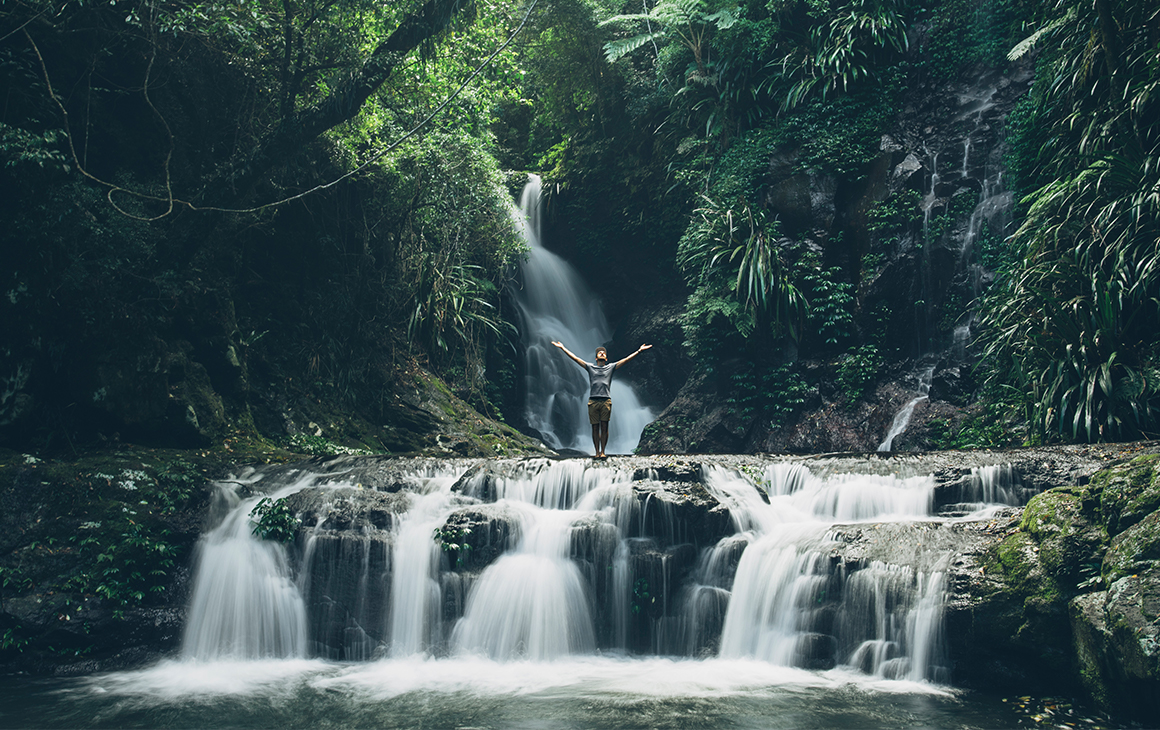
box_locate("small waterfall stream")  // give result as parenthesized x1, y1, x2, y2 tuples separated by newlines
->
(877, 366, 935, 452)
(512, 176, 654, 454)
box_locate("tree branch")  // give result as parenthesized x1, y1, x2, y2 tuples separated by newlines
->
(217, 0, 471, 200)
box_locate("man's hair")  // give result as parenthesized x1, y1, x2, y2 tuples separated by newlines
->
(595, 347, 607, 357)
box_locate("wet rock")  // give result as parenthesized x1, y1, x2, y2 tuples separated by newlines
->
(1070, 567, 1160, 722)
(631, 479, 732, 548)
(1102, 510, 1160, 582)
(946, 446, 1160, 724)
(1084, 453, 1160, 537)
(285, 486, 409, 531)
(438, 506, 519, 573)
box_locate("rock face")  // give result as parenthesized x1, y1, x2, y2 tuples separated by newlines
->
(946, 449, 1160, 723)
(636, 58, 1035, 456)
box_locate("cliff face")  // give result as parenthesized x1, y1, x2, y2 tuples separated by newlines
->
(621, 56, 1034, 456)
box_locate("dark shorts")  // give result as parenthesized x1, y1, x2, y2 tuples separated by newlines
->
(588, 398, 612, 424)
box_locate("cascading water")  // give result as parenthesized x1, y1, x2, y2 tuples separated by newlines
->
(512, 175, 654, 454)
(180, 456, 960, 677)
(877, 366, 935, 452)
(709, 464, 948, 681)
(27, 455, 1057, 728)
(181, 473, 311, 660)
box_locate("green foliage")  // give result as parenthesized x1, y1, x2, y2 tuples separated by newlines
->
(920, 0, 1031, 81)
(249, 497, 300, 543)
(433, 525, 472, 551)
(771, 93, 891, 176)
(726, 362, 810, 427)
(0, 124, 69, 172)
(69, 518, 178, 617)
(836, 343, 882, 402)
(601, 0, 738, 74)
(1, 624, 30, 653)
(929, 401, 1023, 449)
(973, 219, 1014, 274)
(979, 0, 1160, 443)
(800, 264, 855, 347)
(867, 189, 922, 237)
(433, 524, 473, 567)
(762, 0, 910, 112)
(680, 278, 755, 359)
(677, 194, 806, 344)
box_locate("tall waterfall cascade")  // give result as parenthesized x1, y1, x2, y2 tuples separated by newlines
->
(512, 175, 654, 454)
(178, 455, 1033, 685)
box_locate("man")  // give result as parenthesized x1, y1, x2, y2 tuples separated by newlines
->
(551, 341, 652, 458)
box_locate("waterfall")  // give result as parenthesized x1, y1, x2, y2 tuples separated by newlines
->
(709, 464, 948, 681)
(512, 175, 654, 454)
(877, 366, 935, 452)
(182, 477, 311, 660)
(173, 455, 1033, 690)
(451, 506, 597, 659)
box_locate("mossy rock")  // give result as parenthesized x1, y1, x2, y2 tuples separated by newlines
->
(983, 530, 1069, 645)
(1019, 488, 1105, 586)
(1070, 566, 1160, 723)
(1103, 510, 1160, 583)
(1086, 454, 1160, 537)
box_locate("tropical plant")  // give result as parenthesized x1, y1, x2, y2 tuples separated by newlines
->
(600, 0, 738, 76)
(677, 194, 807, 341)
(836, 343, 882, 402)
(763, 0, 910, 111)
(979, 0, 1160, 442)
(250, 497, 300, 543)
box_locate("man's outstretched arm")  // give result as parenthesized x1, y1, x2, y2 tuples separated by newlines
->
(614, 344, 652, 369)
(552, 341, 590, 368)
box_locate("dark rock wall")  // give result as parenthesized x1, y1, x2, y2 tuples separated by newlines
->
(635, 59, 1035, 456)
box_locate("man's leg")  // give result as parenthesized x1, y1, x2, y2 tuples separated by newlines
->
(591, 424, 601, 456)
(599, 421, 610, 457)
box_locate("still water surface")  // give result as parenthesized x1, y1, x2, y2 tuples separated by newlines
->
(0, 656, 1060, 729)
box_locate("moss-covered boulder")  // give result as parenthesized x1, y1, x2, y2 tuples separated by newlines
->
(1070, 567, 1160, 722)
(1085, 453, 1160, 537)
(1103, 510, 1160, 582)
(970, 529, 1076, 689)
(1018, 487, 1106, 586)
(960, 448, 1160, 724)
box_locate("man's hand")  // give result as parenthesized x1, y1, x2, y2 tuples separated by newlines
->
(552, 341, 588, 368)
(615, 343, 653, 368)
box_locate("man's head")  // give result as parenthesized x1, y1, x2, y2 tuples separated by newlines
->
(595, 347, 608, 363)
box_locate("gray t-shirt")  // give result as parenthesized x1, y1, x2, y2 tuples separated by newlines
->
(584, 362, 616, 399)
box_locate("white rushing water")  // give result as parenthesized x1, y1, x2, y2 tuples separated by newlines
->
(878, 366, 935, 452)
(707, 464, 947, 681)
(176, 457, 989, 686)
(182, 474, 312, 660)
(36, 456, 1053, 728)
(512, 176, 654, 454)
